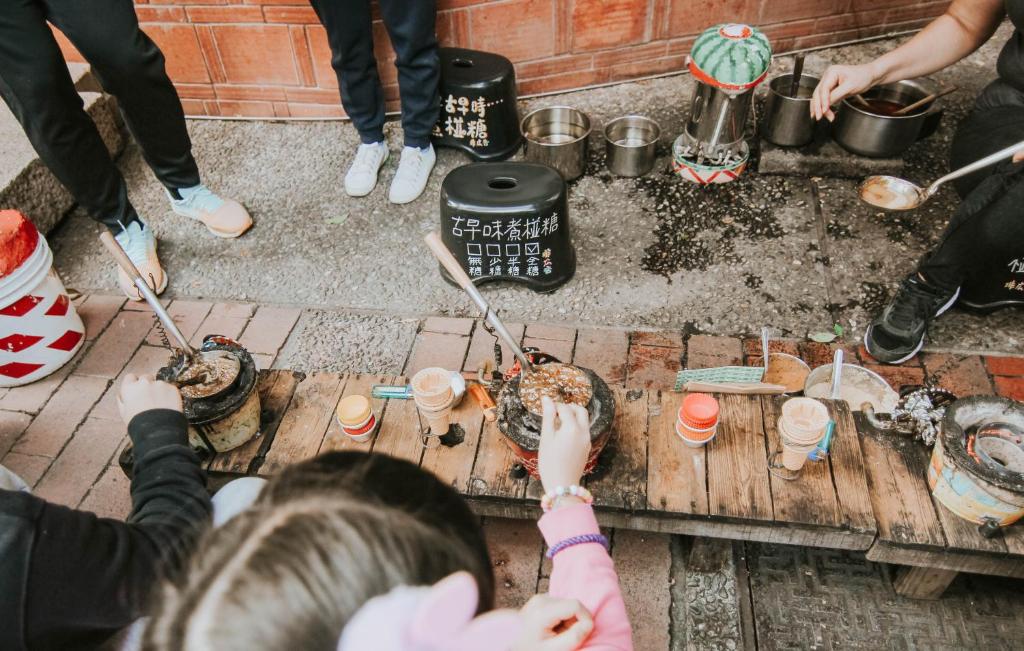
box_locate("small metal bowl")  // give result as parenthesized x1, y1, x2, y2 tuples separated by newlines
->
(521, 106, 592, 181)
(603, 115, 660, 177)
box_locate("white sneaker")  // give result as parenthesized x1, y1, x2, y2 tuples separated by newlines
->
(389, 144, 436, 204)
(344, 142, 389, 197)
(168, 184, 253, 239)
(114, 220, 167, 300)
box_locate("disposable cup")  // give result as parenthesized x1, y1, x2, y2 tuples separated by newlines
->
(781, 443, 814, 471)
(779, 398, 830, 445)
(675, 420, 716, 448)
(412, 367, 455, 408)
(422, 406, 453, 436)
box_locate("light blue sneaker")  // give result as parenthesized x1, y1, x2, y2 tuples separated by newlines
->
(114, 220, 167, 300)
(168, 184, 252, 238)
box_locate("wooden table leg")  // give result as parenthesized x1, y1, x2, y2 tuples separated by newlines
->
(688, 536, 733, 573)
(892, 565, 958, 599)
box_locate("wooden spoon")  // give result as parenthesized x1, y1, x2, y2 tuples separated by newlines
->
(892, 86, 957, 116)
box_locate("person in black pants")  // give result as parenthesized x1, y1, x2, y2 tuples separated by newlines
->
(0, 374, 212, 650)
(310, 0, 441, 204)
(811, 0, 1024, 364)
(0, 0, 252, 301)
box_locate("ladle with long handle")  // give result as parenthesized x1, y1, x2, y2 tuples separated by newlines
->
(891, 85, 957, 116)
(860, 139, 1024, 210)
(424, 232, 533, 374)
(99, 231, 196, 359)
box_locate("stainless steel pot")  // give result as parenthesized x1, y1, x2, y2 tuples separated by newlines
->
(832, 78, 943, 158)
(685, 82, 753, 159)
(521, 106, 591, 181)
(604, 115, 660, 177)
(761, 73, 819, 147)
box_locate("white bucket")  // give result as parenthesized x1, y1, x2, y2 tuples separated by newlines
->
(0, 235, 85, 387)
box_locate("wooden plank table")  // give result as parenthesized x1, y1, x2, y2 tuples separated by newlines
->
(205, 319, 1024, 599)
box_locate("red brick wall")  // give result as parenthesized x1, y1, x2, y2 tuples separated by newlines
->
(54, 0, 950, 118)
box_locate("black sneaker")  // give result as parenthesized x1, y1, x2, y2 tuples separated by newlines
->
(864, 276, 960, 364)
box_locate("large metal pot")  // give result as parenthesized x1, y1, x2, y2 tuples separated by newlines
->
(832, 78, 943, 158)
(520, 106, 591, 181)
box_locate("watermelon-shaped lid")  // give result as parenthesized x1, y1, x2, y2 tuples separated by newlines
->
(0, 210, 40, 278)
(688, 23, 771, 92)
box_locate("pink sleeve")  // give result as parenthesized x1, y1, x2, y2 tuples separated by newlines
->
(538, 504, 633, 651)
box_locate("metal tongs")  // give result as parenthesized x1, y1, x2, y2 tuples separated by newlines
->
(424, 232, 533, 375)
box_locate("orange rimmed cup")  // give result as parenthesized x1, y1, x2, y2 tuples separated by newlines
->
(336, 395, 378, 443)
(675, 393, 720, 447)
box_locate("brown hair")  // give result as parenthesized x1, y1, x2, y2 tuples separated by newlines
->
(143, 452, 493, 651)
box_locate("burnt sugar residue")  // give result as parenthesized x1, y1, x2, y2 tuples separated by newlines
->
(636, 170, 791, 279)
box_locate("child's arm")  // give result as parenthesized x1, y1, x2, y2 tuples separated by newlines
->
(12, 376, 211, 648)
(539, 502, 633, 651)
(532, 396, 633, 651)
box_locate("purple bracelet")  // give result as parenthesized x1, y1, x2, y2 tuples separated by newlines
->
(545, 533, 610, 559)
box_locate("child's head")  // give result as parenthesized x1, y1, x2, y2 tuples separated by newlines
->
(143, 451, 494, 651)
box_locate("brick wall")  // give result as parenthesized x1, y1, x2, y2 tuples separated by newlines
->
(54, 0, 950, 118)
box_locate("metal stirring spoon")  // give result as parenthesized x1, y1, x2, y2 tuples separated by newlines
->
(860, 139, 1024, 211)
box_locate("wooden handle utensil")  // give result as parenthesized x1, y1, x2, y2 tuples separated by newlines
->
(892, 86, 957, 116)
(683, 381, 787, 395)
(424, 232, 533, 373)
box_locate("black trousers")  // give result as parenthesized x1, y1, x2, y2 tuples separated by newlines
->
(917, 79, 1024, 306)
(309, 0, 439, 148)
(0, 0, 200, 231)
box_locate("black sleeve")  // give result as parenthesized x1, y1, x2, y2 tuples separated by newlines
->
(22, 409, 212, 649)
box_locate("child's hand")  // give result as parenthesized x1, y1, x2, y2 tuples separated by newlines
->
(538, 396, 591, 495)
(117, 373, 183, 425)
(511, 594, 594, 651)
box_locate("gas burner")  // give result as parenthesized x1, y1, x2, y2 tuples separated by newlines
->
(496, 364, 615, 478)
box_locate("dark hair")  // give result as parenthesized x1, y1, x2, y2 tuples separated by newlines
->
(143, 452, 493, 650)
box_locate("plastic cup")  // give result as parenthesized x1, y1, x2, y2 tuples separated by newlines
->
(337, 395, 377, 443)
(675, 419, 716, 448)
(412, 367, 455, 409)
(777, 398, 829, 471)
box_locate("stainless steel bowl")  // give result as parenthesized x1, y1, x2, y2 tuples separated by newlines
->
(832, 78, 942, 158)
(604, 115, 660, 177)
(521, 106, 592, 181)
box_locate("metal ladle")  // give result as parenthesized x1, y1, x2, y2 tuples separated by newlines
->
(98, 232, 240, 391)
(860, 139, 1024, 211)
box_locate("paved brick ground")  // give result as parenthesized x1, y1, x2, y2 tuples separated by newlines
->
(4, 294, 1024, 649)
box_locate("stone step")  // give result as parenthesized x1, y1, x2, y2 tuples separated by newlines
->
(0, 62, 123, 235)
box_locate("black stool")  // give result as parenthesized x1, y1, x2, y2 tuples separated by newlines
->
(432, 47, 521, 161)
(439, 162, 575, 293)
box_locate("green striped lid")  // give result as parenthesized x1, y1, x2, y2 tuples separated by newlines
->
(688, 24, 772, 91)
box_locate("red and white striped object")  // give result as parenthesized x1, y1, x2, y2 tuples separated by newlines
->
(0, 211, 84, 387)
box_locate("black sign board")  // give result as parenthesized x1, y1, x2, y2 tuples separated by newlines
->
(431, 48, 522, 162)
(439, 162, 575, 293)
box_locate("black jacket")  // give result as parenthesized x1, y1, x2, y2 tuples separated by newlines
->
(0, 410, 211, 650)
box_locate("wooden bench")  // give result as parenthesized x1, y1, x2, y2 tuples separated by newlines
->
(205, 319, 1024, 599)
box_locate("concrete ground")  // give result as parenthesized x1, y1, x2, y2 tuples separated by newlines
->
(49, 26, 1022, 355)
(13, 22, 1024, 651)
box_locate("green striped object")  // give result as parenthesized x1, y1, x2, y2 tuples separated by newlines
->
(689, 23, 772, 90)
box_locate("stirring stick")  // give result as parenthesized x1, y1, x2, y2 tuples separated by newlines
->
(789, 53, 805, 97)
(892, 86, 957, 116)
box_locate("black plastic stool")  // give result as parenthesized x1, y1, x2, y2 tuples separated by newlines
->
(439, 162, 575, 293)
(432, 47, 521, 161)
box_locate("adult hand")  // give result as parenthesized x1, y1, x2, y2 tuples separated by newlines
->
(538, 396, 591, 495)
(511, 594, 594, 651)
(811, 63, 878, 122)
(118, 373, 183, 426)
(1014, 150, 1024, 164)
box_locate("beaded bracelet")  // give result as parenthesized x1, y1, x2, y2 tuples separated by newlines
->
(540, 485, 594, 513)
(546, 533, 609, 559)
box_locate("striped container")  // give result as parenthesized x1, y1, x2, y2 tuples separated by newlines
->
(0, 211, 84, 387)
